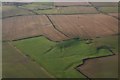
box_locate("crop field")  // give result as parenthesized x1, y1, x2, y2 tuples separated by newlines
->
(48, 14, 118, 38)
(77, 35, 118, 78)
(59, 6, 98, 14)
(2, 2, 119, 79)
(2, 42, 52, 78)
(2, 5, 34, 18)
(34, 6, 98, 14)
(3, 14, 118, 41)
(98, 7, 118, 13)
(91, 2, 118, 7)
(54, 2, 91, 6)
(2, 15, 68, 41)
(78, 54, 118, 78)
(92, 35, 118, 53)
(19, 2, 54, 10)
(13, 36, 113, 78)
(108, 13, 119, 18)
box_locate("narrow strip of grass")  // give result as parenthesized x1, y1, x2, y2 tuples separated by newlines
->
(98, 7, 119, 13)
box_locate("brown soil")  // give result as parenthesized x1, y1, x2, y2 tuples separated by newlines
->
(108, 13, 119, 18)
(2, 15, 68, 41)
(3, 14, 118, 41)
(48, 14, 118, 39)
(77, 54, 118, 78)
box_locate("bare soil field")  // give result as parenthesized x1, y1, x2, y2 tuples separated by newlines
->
(77, 54, 118, 78)
(108, 13, 119, 18)
(49, 14, 118, 39)
(2, 15, 68, 41)
(54, 2, 91, 6)
(2, 6, 34, 18)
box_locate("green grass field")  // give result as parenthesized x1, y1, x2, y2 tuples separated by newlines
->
(13, 36, 113, 78)
(19, 2, 54, 10)
(98, 7, 118, 13)
(3, 42, 53, 78)
(92, 35, 118, 53)
(34, 6, 98, 14)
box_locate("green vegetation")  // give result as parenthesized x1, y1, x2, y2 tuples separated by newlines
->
(3, 42, 52, 78)
(34, 6, 98, 14)
(35, 8, 60, 14)
(59, 7, 98, 14)
(91, 2, 118, 7)
(2, 6, 16, 11)
(19, 2, 54, 10)
(98, 7, 118, 13)
(13, 36, 113, 78)
(92, 35, 118, 53)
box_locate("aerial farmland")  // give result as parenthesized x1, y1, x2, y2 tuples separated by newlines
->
(2, 2, 119, 79)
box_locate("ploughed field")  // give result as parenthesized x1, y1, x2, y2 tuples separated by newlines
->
(2, 2, 119, 78)
(78, 54, 118, 78)
(108, 13, 119, 19)
(2, 15, 68, 41)
(2, 5, 34, 18)
(78, 35, 118, 78)
(48, 14, 118, 38)
(3, 14, 118, 41)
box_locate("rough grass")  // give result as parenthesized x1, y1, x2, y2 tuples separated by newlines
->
(13, 36, 113, 78)
(35, 6, 98, 14)
(19, 2, 54, 10)
(92, 35, 118, 53)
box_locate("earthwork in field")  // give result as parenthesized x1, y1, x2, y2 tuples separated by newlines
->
(2, 2, 119, 79)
